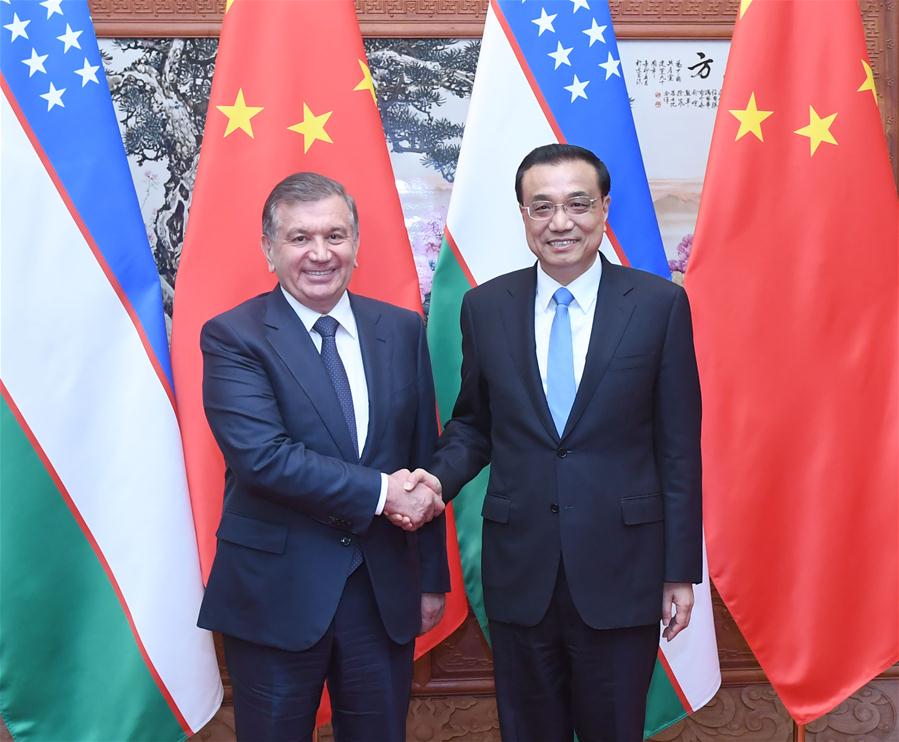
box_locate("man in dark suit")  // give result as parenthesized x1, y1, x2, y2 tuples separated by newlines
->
(197, 172, 450, 742)
(406, 144, 702, 741)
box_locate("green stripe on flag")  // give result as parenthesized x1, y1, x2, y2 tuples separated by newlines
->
(0, 399, 186, 742)
(644, 659, 688, 738)
(427, 238, 491, 639)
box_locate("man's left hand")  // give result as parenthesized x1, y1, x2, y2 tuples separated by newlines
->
(661, 582, 694, 641)
(419, 593, 446, 635)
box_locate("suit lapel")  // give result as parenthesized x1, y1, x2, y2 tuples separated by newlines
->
(499, 266, 559, 443)
(350, 294, 389, 464)
(263, 288, 359, 461)
(562, 258, 635, 438)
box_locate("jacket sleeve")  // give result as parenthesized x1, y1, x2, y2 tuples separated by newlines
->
(653, 286, 703, 583)
(430, 292, 493, 501)
(201, 316, 381, 535)
(409, 316, 452, 594)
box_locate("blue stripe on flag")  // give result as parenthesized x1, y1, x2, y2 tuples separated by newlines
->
(497, 0, 670, 278)
(1, 0, 172, 383)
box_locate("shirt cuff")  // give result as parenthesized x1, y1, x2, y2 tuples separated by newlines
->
(375, 472, 388, 515)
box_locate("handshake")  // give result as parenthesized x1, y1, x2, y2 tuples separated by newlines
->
(384, 468, 444, 531)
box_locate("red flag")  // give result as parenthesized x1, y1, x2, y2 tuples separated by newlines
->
(687, 0, 899, 724)
(171, 0, 467, 716)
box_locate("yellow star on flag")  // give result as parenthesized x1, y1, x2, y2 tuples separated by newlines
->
(857, 59, 877, 105)
(739, 0, 753, 18)
(794, 105, 838, 156)
(288, 103, 333, 153)
(353, 59, 377, 104)
(216, 88, 264, 138)
(729, 92, 773, 142)
(225, 0, 236, 12)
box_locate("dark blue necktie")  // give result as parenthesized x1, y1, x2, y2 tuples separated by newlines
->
(313, 315, 358, 457)
(313, 315, 363, 573)
(547, 287, 576, 436)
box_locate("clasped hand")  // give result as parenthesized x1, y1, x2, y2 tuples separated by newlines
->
(384, 468, 444, 531)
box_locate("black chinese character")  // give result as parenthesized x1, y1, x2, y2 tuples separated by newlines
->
(688, 51, 714, 79)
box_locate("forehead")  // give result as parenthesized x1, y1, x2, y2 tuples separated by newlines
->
(273, 195, 353, 233)
(520, 160, 599, 200)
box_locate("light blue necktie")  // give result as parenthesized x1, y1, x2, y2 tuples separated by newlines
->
(547, 287, 576, 436)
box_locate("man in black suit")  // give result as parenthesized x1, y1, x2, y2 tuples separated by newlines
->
(407, 144, 702, 741)
(197, 172, 450, 742)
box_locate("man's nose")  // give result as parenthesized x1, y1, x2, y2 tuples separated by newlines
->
(308, 239, 330, 260)
(548, 204, 574, 229)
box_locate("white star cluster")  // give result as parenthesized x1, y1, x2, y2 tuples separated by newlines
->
(525, 2, 621, 104)
(2, 2, 101, 115)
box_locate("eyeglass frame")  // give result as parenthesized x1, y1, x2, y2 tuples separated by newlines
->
(518, 196, 603, 221)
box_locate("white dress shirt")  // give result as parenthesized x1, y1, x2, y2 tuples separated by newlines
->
(280, 286, 388, 514)
(534, 255, 603, 396)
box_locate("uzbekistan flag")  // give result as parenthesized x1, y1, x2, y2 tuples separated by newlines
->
(0, 1, 222, 739)
(427, 0, 720, 735)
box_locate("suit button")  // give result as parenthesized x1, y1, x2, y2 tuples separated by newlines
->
(550, 503, 560, 513)
(556, 448, 568, 458)
(339, 536, 352, 546)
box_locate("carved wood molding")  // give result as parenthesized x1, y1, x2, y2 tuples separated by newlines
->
(91, 0, 739, 38)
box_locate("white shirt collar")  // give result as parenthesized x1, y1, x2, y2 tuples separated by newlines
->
(535, 254, 603, 313)
(279, 286, 358, 339)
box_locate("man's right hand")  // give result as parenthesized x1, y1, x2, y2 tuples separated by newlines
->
(384, 469, 444, 531)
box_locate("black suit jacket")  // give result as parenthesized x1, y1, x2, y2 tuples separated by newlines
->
(197, 287, 450, 651)
(430, 256, 701, 629)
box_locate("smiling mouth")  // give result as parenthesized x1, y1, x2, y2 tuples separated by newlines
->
(303, 268, 336, 277)
(547, 239, 578, 248)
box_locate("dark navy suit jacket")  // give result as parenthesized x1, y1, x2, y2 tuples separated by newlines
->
(430, 256, 702, 629)
(197, 287, 450, 651)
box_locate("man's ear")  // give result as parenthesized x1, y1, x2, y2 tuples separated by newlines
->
(261, 235, 275, 273)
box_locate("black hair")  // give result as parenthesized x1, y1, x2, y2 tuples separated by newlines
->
(514, 143, 611, 203)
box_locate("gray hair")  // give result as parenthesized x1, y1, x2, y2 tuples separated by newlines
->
(262, 172, 359, 239)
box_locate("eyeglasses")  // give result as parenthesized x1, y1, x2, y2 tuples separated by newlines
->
(520, 197, 599, 221)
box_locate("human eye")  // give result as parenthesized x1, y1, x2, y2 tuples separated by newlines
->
(529, 201, 554, 218)
(566, 197, 592, 214)
(328, 231, 347, 244)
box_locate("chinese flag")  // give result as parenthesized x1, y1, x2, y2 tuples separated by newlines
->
(687, 0, 899, 724)
(171, 0, 468, 715)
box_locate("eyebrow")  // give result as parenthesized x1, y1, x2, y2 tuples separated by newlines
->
(529, 190, 593, 200)
(283, 225, 350, 237)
